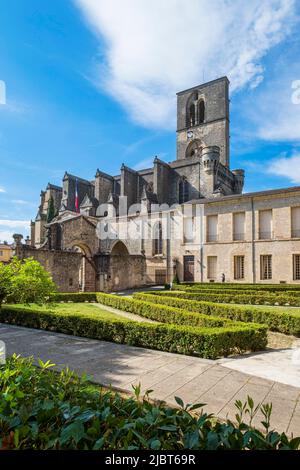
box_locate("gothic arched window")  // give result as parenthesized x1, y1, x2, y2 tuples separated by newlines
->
(198, 100, 205, 123)
(188, 103, 196, 127)
(185, 139, 202, 159)
(186, 92, 205, 127)
(153, 222, 163, 255)
(179, 178, 189, 204)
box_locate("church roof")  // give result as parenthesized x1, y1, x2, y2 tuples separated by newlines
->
(80, 194, 99, 208)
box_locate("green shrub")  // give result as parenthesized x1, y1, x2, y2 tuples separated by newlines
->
(176, 282, 300, 292)
(0, 301, 267, 359)
(94, 293, 267, 355)
(1, 355, 299, 450)
(134, 292, 300, 336)
(149, 290, 300, 306)
(1, 257, 56, 305)
(51, 292, 98, 302)
(96, 292, 240, 328)
(177, 287, 300, 298)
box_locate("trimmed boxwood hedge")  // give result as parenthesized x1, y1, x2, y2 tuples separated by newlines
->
(0, 303, 267, 359)
(175, 288, 300, 299)
(95, 292, 257, 329)
(174, 282, 300, 292)
(154, 290, 300, 306)
(134, 292, 300, 336)
(50, 292, 98, 302)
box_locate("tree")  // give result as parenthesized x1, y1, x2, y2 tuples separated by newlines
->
(46, 196, 55, 223)
(0, 257, 56, 306)
(0, 262, 13, 306)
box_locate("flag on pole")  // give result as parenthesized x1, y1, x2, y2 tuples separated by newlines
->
(75, 178, 79, 213)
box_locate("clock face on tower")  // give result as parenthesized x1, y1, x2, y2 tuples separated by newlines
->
(187, 130, 193, 139)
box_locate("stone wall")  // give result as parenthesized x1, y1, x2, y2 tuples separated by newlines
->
(15, 245, 83, 292)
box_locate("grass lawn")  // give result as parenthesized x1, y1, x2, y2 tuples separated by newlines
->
(4, 302, 134, 322)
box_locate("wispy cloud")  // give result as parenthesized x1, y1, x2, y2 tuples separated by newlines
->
(75, 0, 296, 128)
(12, 199, 35, 206)
(132, 153, 168, 170)
(267, 151, 300, 183)
(0, 219, 30, 228)
(133, 157, 155, 171)
(0, 231, 15, 243)
(0, 186, 6, 193)
(0, 219, 30, 243)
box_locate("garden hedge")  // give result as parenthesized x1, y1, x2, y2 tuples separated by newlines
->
(50, 292, 98, 302)
(158, 290, 300, 306)
(0, 302, 267, 359)
(173, 287, 300, 298)
(134, 292, 300, 336)
(95, 292, 257, 329)
(174, 282, 300, 292)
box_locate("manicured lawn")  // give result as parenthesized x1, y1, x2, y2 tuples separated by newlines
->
(4, 302, 134, 322)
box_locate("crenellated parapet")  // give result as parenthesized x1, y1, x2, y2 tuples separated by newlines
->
(202, 146, 220, 175)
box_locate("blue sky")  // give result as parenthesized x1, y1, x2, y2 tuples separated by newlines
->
(0, 0, 300, 241)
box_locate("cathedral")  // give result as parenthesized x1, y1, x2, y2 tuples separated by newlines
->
(14, 77, 300, 290)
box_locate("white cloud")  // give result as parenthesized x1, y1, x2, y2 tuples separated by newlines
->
(133, 157, 155, 170)
(0, 220, 30, 243)
(12, 199, 35, 206)
(0, 231, 15, 243)
(0, 186, 5, 193)
(267, 152, 300, 183)
(256, 97, 300, 142)
(75, 0, 296, 128)
(0, 219, 30, 228)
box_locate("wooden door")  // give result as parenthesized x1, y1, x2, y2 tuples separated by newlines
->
(184, 255, 194, 282)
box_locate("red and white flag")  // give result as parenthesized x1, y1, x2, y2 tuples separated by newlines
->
(75, 178, 79, 213)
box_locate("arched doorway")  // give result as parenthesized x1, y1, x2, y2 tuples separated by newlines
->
(111, 241, 129, 256)
(72, 242, 95, 292)
(109, 241, 130, 290)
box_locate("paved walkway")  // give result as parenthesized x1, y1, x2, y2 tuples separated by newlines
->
(1, 324, 300, 435)
(220, 348, 300, 389)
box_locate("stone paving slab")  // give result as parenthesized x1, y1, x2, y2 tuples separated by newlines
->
(1, 324, 300, 435)
(219, 348, 300, 388)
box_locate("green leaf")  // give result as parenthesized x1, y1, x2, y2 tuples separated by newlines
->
(150, 439, 161, 450)
(174, 396, 184, 408)
(60, 421, 85, 445)
(93, 437, 105, 450)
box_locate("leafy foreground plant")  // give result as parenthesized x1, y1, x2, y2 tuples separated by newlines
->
(0, 355, 299, 450)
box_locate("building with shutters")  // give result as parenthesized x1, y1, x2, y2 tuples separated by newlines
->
(13, 77, 300, 290)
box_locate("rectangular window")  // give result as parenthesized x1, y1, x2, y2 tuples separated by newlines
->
(291, 207, 300, 238)
(234, 256, 245, 280)
(183, 217, 194, 243)
(207, 215, 218, 242)
(293, 255, 300, 280)
(207, 256, 217, 279)
(0, 251, 3, 256)
(233, 212, 245, 241)
(259, 210, 272, 240)
(260, 255, 272, 280)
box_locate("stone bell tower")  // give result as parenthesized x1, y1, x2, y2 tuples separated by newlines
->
(176, 77, 230, 167)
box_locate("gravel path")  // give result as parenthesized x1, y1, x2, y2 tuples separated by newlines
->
(95, 302, 158, 323)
